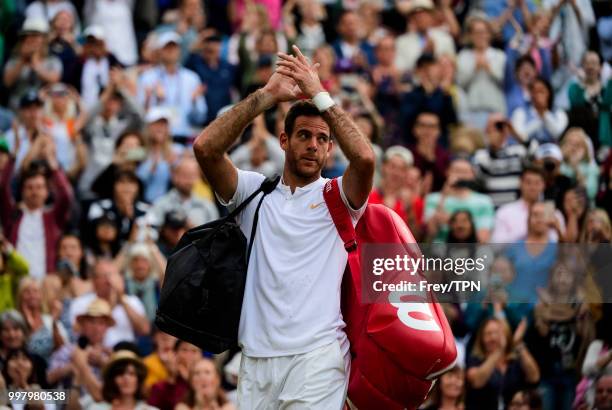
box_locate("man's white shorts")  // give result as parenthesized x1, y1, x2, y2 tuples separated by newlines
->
(237, 341, 350, 410)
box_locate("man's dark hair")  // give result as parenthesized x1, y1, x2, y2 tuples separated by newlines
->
(521, 164, 546, 181)
(284, 100, 326, 137)
(515, 55, 536, 72)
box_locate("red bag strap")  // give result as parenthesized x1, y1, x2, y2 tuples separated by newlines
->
(323, 178, 362, 299)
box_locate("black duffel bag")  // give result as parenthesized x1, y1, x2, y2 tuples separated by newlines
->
(155, 175, 280, 353)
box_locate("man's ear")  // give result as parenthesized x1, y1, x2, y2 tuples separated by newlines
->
(280, 132, 289, 151)
(326, 139, 333, 159)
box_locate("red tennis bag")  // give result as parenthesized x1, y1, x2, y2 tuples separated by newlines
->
(323, 179, 457, 410)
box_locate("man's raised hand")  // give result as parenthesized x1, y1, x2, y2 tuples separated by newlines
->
(276, 45, 325, 98)
(262, 70, 302, 104)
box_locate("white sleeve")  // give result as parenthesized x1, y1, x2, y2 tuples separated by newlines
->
(337, 176, 367, 224)
(543, 110, 568, 140)
(215, 169, 266, 212)
(582, 340, 604, 376)
(126, 295, 146, 316)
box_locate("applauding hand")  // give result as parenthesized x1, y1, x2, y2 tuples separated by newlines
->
(276, 45, 325, 98)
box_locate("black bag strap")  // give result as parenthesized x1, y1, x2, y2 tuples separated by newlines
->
(227, 175, 280, 220)
(232, 175, 280, 265)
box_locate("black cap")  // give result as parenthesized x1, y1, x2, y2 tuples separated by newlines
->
(19, 90, 43, 108)
(163, 209, 188, 229)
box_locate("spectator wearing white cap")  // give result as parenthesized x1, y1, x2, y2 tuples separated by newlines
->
(368, 145, 425, 234)
(3, 18, 62, 111)
(147, 156, 219, 229)
(394, 0, 455, 74)
(534, 142, 575, 210)
(137, 31, 207, 137)
(135, 107, 185, 203)
(78, 26, 124, 111)
(83, 0, 138, 66)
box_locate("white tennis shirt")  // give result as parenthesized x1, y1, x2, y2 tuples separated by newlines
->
(218, 170, 365, 358)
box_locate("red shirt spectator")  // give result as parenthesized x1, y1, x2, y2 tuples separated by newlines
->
(0, 151, 73, 278)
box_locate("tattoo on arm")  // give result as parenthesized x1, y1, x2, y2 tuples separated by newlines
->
(321, 105, 371, 163)
(195, 89, 275, 157)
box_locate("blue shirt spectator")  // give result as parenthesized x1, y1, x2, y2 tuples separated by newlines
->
(185, 35, 236, 124)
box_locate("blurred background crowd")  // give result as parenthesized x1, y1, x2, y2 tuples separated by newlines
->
(1, 0, 612, 408)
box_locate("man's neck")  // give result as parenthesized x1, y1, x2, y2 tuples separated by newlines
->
(175, 188, 191, 200)
(24, 203, 42, 213)
(163, 62, 178, 74)
(282, 169, 320, 193)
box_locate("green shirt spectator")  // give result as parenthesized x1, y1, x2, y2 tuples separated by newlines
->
(425, 191, 495, 243)
(425, 158, 495, 243)
(0, 241, 29, 312)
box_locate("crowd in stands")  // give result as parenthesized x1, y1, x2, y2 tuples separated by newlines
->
(1, 0, 612, 409)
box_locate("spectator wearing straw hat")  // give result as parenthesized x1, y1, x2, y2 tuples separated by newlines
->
(47, 298, 114, 396)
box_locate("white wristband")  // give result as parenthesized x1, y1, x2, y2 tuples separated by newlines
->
(312, 91, 335, 112)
